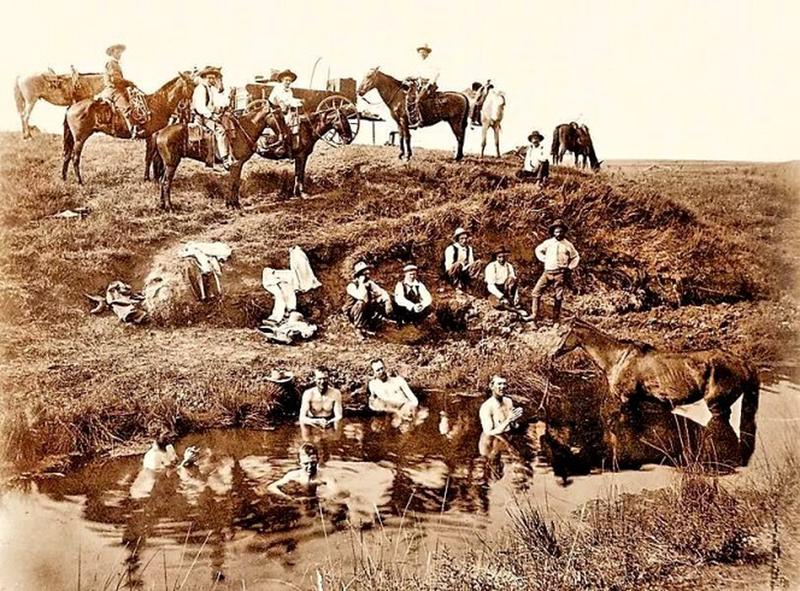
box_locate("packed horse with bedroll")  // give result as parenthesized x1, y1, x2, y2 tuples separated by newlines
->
(152, 72, 358, 210)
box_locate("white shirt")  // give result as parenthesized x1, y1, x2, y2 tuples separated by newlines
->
(484, 261, 516, 299)
(269, 84, 303, 112)
(535, 238, 580, 271)
(368, 375, 418, 407)
(142, 443, 177, 471)
(444, 243, 475, 271)
(346, 279, 390, 303)
(524, 142, 548, 172)
(415, 56, 440, 84)
(393, 279, 432, 310)
(191, 82, 226, 118)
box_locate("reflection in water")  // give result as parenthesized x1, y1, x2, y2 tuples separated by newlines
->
(2, 378, 793, 590)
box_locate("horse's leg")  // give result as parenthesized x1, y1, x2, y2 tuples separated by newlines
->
(62, 118, 74, 181)
(73, 136, 87, 185)
(293, 155, 308, 197)
(143, 136, 153, 181)
(227, 161, 244, 209)
(22, 97, 38, 140)
(493, 123, 501, 158)
(480, 123, 487, 159)
(450, 112, 466, 162)
(399, 123, 408, 160)
(162, 164, 178, 211)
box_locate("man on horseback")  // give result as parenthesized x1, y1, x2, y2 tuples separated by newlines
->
(268, 69, 301, 155)
(405, 44, 439, 129)
(99, 44, 140, 138)
(531, 219, 580, 325)
(191, 67, 234, 170)
(468, 80, 492, 127)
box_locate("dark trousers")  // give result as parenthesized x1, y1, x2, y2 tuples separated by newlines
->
(488, 278, 519, 311)
(446, 260, 482, 290)
(519, 160, 549, 182)
(343, 298, 393, 330)
(394, 302, 432, 324)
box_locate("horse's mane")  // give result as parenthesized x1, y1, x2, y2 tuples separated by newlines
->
(571, 318, 655, 352)
(153, 72, 189, 95)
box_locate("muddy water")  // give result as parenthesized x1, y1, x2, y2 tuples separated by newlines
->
(1, 377, 798, 591)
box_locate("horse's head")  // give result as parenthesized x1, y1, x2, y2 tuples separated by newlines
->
(318, 106, 354, 146)
(333, 106, 354, 145)
(357, 67, 380, 97)
(549, 321, 584, 360)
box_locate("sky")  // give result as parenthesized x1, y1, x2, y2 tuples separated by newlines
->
(2, 0, 798, 161)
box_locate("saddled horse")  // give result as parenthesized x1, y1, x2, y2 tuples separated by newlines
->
(254, 105, 354, 197)
(357, 68, 469, 161)
(14, 69, 105, 139)
(551, 122, 601, 170)
(549, 319, 759, 465)
(62, 72, 195, 184)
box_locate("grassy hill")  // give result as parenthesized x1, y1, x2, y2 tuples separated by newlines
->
(0, 132, 797, 468)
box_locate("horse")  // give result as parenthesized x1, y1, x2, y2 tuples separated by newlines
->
(465, 84, 507, 158)
(254, 105, 354, 198)
(551, 122, 601, 170)
(357, 68, 469, 161)
(549, 318, 759, 465)
(14, 69, 105, 139)
(62, 72, 195, 185)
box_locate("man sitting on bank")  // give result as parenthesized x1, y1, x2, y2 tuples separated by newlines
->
(520, 131, 550, 185)
(393, 264, 432, 325)
(479, 375, 523, 436)
(368, 358, 419, 414)
(484, 246, 530, 319)
(299, 367, 343, 429)
(343, 261, 394, 338)
(444, 227, 482, 291)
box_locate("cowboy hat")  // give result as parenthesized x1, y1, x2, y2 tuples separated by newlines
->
(353, 261, 373, 277)
(402, 264, 418, 273)
(453, 227, 468, 240)
(493, 246, 511, 257)
(549, 218, 568, 234)
(528, 131, 544, 142)
(197, 66, 222, 78)
(417, 44, 432, 53)
(266, 368, 294, 383)
(276, 69, 297, 82)
(106, 44, 126, 56)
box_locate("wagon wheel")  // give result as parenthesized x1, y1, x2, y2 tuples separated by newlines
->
(316, 95, 360, 147)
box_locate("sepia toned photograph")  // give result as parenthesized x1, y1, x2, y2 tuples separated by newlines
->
(0, 1, 798, 589)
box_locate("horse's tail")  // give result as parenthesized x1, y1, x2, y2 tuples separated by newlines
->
(151, 137, 165, 181)
(739, 368, 760, 465)
(460, 92, 470, 132)
(551, 126, 560, 159)
(14, 77, 25, 115)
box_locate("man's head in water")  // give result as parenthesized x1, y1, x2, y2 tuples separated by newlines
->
(314, 367, 329, 393)
(489, 375, 507, 399)
(371, 358, 388, 382)
(155, 429, 175, 451)
(298, 443, 319, 476)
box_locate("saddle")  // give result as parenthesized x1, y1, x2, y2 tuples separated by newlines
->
(403, 80, 438, 129)
(186, 123, 216, 167)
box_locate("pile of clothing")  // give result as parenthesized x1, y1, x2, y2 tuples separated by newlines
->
(86, 280, 147, 324)
(177, 241, 232, 301)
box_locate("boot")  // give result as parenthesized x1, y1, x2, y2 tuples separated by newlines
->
(274, 112, 293, 156)
(530, 297, 540, 325)
(552, 299, 562, 326)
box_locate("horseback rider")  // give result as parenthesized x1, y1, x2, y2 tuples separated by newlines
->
(405, 44, 439, 129)
(268, 69, 301, 155)
(99, 44, 140, 138)
(469, 80, 493, 127)
(191, 66, 235, 170)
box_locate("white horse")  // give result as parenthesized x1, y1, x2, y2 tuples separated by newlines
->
(465, 84, 506, 157)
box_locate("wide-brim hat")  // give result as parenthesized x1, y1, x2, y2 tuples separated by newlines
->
(493, 246, 511, 257)
(549, 219, 568, 234)
(528, 131, 544, 142)
(353, 261, 373, 277)
(266, 368, 294, 383)
(198, 66, 222, 78)
(402, 264, 418, 273)
(106, 44, 126, 56)
(276, 69, 297, 82)
(453, 227, 468, 239)
(417, 44, 432, 53)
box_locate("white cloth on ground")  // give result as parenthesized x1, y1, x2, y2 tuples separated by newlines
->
(262, 246, 321, 323)
(178, 241, 232, 296)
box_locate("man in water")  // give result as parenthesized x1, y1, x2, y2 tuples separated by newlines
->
(267, 443, 336, 499)
(479, 375, 523, 436)
(531, 218, 580, 325)
(142, 429, 199, 470)
(367, 358, 419, 413)
(299, 367, 343, 428)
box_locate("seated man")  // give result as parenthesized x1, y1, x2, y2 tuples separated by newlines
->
(393, 264, 432, 324)
(299, 367, 343, 429)
(268, 69, 302, 153)
(266, 443, 337, 500)
(342, 261, 393, 338)
(100, 43, 140, 138)
(191, 66, 234, 170)
(405, 43, 439, 128)
(444, 227, 482, 291)
(479, 375, 523, 436)
(520, 131, 550, 184)
(368, 358, 419, 414)
(484, 247, 529, 319)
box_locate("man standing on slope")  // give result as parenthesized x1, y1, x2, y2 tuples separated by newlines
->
(531, 219, 580, 325)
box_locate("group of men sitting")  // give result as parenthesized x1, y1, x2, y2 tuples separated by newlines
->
(342, 219, 581, 338)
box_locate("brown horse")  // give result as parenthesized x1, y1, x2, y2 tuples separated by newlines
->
(14, 69, 105, 139)
(254, 106, 354, 197)
(549, 319, 759, 464)
(357, 68, 469, 161)
(62, 72, 195, 184)
(551, 122, 601, 170)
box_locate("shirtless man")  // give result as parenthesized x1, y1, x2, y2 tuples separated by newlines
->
(266, 443, 337, 500)
(367, 358, 419, 414)
(479, 375, 523, 436)
(299, 367, 343, 428)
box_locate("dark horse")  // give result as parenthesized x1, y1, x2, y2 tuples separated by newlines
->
(357, 68, 469, 161)
(551, 122, 601, 170)
(255, 105, 354, 197)
(62, 72, 195, 184)
(550, 319, 759, 466)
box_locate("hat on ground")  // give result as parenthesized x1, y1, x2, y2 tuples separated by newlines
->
(353, 261, 373, 277)
(528, 131, 544, 142)
(198, 66, 222, 78)
(276, 69, 298, 82)
(453, 227, 468, 240)
(549, 218, 568, 234)
(417, 43, 432, 53)
(493, 246, 511, 257)
(402, 264, 418, 273)
(106, 44, 126, 56)
(266, 368, 294, 383)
